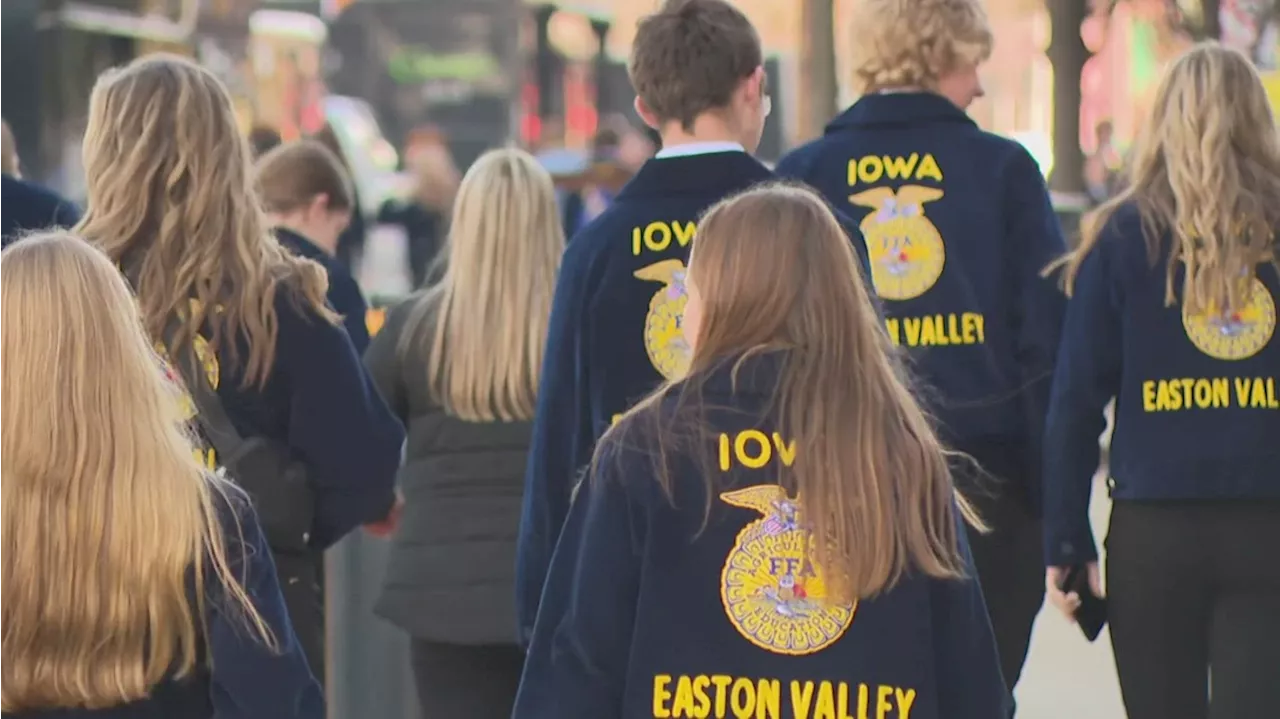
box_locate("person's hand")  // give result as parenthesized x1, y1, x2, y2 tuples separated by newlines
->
(1045, 563, 1103, 620)
(364, 491, 404, 538)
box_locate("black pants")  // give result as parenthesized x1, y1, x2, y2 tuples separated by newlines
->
(964, 489, 1044, 701)
(410, 639, 524, 719)
(1107, 500, 1280, 719)
(275, 551, 326, 683)
(954, 443, 1045, 705)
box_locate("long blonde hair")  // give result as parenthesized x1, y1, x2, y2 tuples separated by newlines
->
(76, 54, 334, 388)
(1056, 43, 1280, 312)
(1, 233, 273, 712)
(601, 184, 972, 603)
(398, 148, 564, 422)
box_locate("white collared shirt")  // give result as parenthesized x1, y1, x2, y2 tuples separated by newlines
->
(654, 141, 746, 159)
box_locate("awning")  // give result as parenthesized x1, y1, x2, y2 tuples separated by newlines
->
(40, 0, 199, 43)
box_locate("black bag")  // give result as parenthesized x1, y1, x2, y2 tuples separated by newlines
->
(169, 335, 316, 554)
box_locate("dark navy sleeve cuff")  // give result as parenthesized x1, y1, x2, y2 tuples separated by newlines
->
(1045, 531, 1099, 567)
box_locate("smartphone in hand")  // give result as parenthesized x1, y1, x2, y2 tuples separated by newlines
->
(1061, 565, 1108, 642)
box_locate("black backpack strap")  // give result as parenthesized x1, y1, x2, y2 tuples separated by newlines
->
(163, 315, 249, 465)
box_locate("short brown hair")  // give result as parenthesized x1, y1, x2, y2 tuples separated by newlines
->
(255, 140, 353, 214)
(628, 0, 763, 131)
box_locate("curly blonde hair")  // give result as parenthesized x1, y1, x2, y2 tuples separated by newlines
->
(77, 54, 335, 388)
(850, 0, 993, 94)
(1055, 43, 1280, 316)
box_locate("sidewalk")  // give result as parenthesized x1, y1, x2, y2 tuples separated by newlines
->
(1014, 477, 1125, 718)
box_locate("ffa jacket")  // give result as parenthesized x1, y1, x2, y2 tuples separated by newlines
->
(1042, 202, 1280, 565)
(513, 353, 1008, 719)
(777, 92, 1066, 508)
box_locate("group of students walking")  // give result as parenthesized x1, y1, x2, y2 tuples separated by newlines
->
(513, 1, 1280, 719)
(1, 1, 1277, 719)
(2, 52, 411, 718)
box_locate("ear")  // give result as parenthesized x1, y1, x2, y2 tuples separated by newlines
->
(743, 65, 766, 104)
(634, 96, 660, 131)
(310, 193, 331, 215)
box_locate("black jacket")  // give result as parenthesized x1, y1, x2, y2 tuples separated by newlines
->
(364, 298, 530, 645)
(2, 175, 80, 246)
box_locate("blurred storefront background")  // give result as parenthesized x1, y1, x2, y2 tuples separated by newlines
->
(10, 0, 1280, 194)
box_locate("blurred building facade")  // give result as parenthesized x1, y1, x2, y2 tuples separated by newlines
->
(7, 0, 1280, 189)
(603, 0, 1057, 160)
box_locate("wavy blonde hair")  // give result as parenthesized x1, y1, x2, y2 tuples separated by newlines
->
(1, 233, 273, 712)
(76, 54, 334, 388)
(398, 148, 564, 422)
(850, 0, 993, 94)
(600, 185, 978, 603)
(1055, 43, 1280, 313)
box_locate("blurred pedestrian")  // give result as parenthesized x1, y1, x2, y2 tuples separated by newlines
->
(775, 1, 1066, 707)
(1, 119, 80, 247)
(378, 125, 459, 288)
(616, 122, 657, 172)
(1084, 120, 1123, 205)
(1043, 43, 1280, 719)
(561, 126, 635, 238)
(1, 232, 323, 719)
(257, 139, 371, 353)
(74, 54, 404, 679)
(364, 148, 563, 719)
(312, 123, 368, 270)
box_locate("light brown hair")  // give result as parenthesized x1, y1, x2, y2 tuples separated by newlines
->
(1, 233, 273, 711)
(75, 54, 334, 389)
(256, 139, 354, 214)
(310, 122, 351, 173)
(1053, 43, 1280, 314)
(398, 148, 564, 422)
(851, 0, 993, 94)
(628, 0, 763, 131)
(601, 184, 976, 603)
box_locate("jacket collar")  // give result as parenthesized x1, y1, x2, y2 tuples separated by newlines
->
(826, 91, 976, 132)
(615, 151, 774, 202)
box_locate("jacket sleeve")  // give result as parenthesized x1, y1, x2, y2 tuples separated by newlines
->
(208, 487, 326, 719)
(512, 438, 644, 719)
(330, 272, 371, 356)
(931, 519, 1010, 719)
(515, 242, 598, 646)
(277, 298, 404, 549)
(1002, 145, 1069, 512)
(835, 211, 876, 301)
(1042, 238, 1123, 566)
(53, 196, 81, 229)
